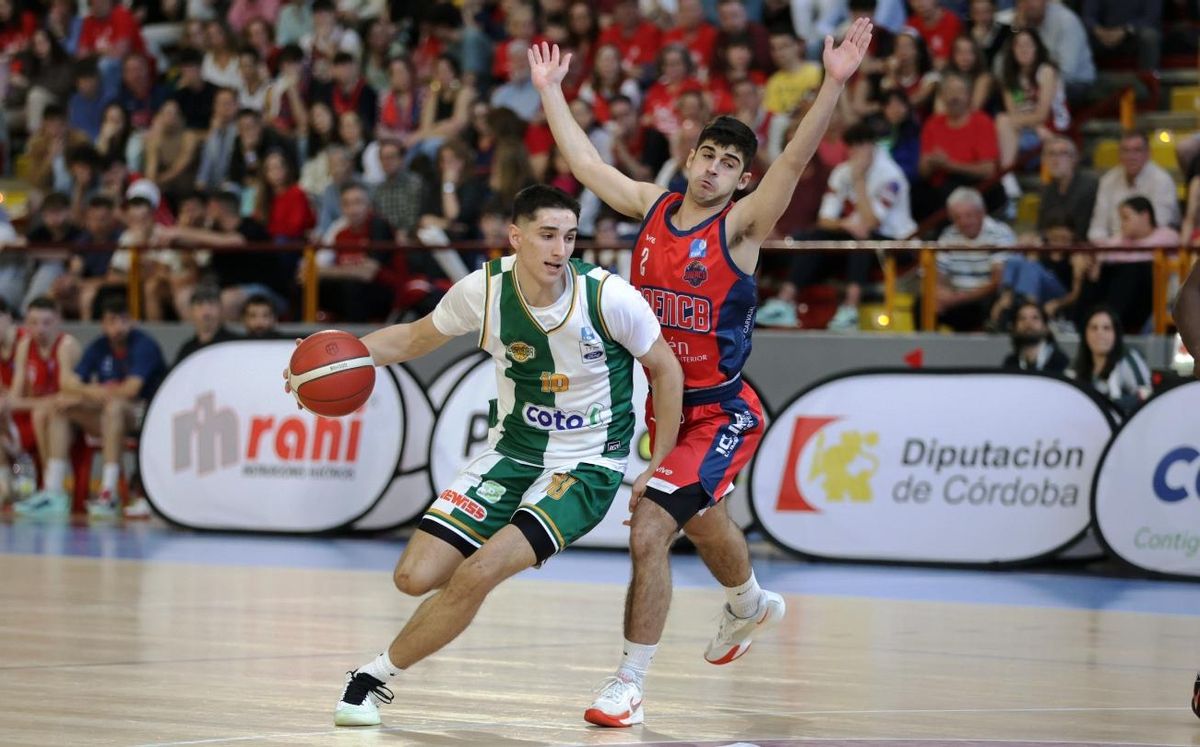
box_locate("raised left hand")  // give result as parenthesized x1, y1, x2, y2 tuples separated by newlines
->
(823, 16, 873, 85)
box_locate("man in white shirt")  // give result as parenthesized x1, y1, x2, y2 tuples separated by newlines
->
(759, 121, 915, 330)
(1088, 130, 1181, 243)
(933, 186, 1016, 331)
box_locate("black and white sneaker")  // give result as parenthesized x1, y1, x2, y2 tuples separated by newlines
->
(334, 670, 393, 726)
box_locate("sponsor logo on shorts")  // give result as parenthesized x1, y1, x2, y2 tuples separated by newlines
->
(507, 341, 536, 363)
(523, 403, 611, 431)
(604, 439, 624, 453)
(441, 489, 486, 520)
(476, 480, 506, 503)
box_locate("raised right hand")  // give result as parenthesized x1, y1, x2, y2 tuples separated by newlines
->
(528, 42, 572, 92)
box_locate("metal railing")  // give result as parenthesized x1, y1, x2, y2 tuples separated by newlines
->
(9, 239, 1193, 333)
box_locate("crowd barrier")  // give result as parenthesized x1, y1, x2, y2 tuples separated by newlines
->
(138, 340, 1200, 579)
(13, 239, 1195, 334)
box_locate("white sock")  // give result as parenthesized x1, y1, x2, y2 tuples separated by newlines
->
(45, 459, 68, 493)
(101, 463, 120, 494)
(357, 651, 402, 683)
(616, 639, 656, 686)
(725, 571, 764, 619)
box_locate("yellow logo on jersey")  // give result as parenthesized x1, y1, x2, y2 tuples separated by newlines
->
(507, 341, 536, 363)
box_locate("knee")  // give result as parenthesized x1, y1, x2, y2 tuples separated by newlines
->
(392, 565, 438, 597)
(629, 515, 673, 562)
(444, 555, 500, 601)
(101, 399, 126, 421)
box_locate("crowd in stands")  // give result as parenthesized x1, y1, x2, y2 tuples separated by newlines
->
(0, 0, 1194, 338)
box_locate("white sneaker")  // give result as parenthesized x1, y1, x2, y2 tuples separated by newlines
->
(123, 497, 152, 520)
(334, 671, 392, 727)
(704, 590, 786, 665)
(584, 674, 644, 727)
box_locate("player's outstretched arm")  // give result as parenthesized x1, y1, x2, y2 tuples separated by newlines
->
(727, 18, 872, 247)
(529, 42, 664, 220)
(361, 315, 453, 366)
(1174, 262, 1200, 377)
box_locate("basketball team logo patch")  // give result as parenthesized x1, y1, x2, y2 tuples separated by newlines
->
(683, 260, 708, 288)
(506, 341, 536, 363)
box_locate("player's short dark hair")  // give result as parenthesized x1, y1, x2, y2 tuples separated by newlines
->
(333, 51, 355, 66)
(695, 116, 757, 173)
(512, 185, 580, 224)
(312, 0, 335, 13)
(43, 103, 66, 121)
(100, 297, 130, 318)
(240, 46, 261, 63)
(242, 293, 276, 314)
(27, 296, 60, 315)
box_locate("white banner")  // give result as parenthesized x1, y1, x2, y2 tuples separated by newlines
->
(750, 371, 1113, 564)
(350, 363, 436, 531)
(1094, 381, 1200, 578)
(140, 341, 403, 532)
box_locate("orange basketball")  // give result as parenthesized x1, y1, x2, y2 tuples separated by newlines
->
(288, 330, 375, 417)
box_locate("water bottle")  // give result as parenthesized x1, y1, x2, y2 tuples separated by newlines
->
(12, 453, 36, 498)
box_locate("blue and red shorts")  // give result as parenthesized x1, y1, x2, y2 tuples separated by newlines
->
(644, 380, 764, 505)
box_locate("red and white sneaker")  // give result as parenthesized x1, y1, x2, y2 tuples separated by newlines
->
(703, 590, 786, 665)
(584, 674, 644, 727)
(87, 490, 119, 519)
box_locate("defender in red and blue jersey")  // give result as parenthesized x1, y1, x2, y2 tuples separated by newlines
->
(532, 21, 874, 727)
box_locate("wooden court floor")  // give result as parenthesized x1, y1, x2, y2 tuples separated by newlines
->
(1, 543, 1198, 746)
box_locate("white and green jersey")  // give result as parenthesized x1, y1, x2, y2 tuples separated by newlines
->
(431, 256, 661, 469)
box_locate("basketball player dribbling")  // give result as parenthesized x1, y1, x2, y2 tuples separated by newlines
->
(293, 185, 685, 727)
(1169, 261, 1200, 720)
(530, 18, 873, 726)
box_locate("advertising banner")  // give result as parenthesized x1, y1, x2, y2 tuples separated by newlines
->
(749, 370, 1114, 565)
(1093, 381, 1200, 579)
(141, 341, 403, 532)
(350, 364, 436, 531)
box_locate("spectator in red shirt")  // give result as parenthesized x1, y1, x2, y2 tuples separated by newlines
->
(663, 0, 720, 78)
(715, 0, 773, 76)
(577, 43, 642, 123)
(916, 72, 1001, 220)
(258, 150, 315, 241)
(315, 182, 396, 322)
(77, 0, 148, 100)
(0, 0, 37, 56)
(596, 0, 661, 82)
(641, 45, 706, 138)
(907, 0, 963, 68)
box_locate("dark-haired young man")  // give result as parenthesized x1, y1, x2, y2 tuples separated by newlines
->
(531, 21, 871, 725)
(315, 185, 683, 728)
